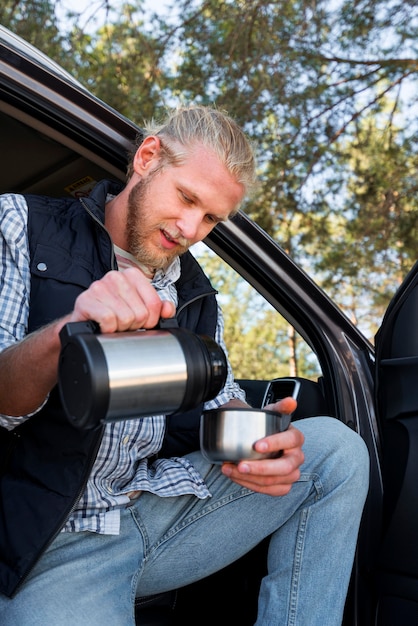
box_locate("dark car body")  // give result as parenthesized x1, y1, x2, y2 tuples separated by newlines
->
(0, 24, 417, 625)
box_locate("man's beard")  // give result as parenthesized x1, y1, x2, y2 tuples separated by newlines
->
(126, 177, 190, 272)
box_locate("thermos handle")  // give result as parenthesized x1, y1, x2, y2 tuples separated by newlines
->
(156, 317, 179, 330)
(59, 320, 100, 345)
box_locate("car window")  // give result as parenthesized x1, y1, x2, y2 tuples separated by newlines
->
(191, 243, 322, 383)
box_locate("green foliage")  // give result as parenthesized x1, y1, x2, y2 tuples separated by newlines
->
(316, 113, 418, 336)
(194, 248, 321, 380)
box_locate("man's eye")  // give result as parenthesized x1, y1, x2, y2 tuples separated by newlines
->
(181, 192, 193, 204)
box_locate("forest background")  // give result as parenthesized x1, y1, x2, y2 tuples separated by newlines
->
(1, 0, 418, 378)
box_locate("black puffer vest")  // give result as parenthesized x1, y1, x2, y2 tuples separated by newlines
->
(0, 181, 218, 598)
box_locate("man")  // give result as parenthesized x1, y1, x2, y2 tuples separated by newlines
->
(0, 105, 369, 625)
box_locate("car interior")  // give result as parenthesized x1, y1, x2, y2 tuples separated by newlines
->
(0, 107, 126, 197)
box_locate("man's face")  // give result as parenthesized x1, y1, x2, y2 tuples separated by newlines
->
(126, 144, 245, 271)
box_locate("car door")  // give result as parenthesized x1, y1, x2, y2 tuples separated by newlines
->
(374, 260, 418, 625)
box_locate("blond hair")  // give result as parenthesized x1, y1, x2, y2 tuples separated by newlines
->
(127, 105, 257, 198)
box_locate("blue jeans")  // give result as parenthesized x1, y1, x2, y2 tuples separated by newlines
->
(0, 417, 369, 625)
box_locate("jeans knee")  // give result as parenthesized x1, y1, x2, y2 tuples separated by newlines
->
(298, 416, 370, 496)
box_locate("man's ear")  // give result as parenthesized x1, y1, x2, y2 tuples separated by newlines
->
(132, 136, 162, 176)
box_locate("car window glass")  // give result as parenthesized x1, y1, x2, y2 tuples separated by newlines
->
(191, 243, 322, 382)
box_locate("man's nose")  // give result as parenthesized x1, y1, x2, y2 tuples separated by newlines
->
(176, 211, 204, 240)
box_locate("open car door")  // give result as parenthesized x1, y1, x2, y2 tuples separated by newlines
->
(374, 259, 418, 624)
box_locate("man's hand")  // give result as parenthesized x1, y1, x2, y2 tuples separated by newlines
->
(68, 267, 176, 332)
(221, 397, 304, 496)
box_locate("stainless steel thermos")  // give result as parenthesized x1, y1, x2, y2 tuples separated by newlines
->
(58, 320, 227, 430)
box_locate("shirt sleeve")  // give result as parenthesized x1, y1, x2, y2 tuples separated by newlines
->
(0, 194, 33, 428)
(0, 194, 30, 350)
(203, 304, 247, 409)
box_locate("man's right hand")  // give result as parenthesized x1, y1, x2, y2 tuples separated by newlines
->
(68, 268, 176, 333)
